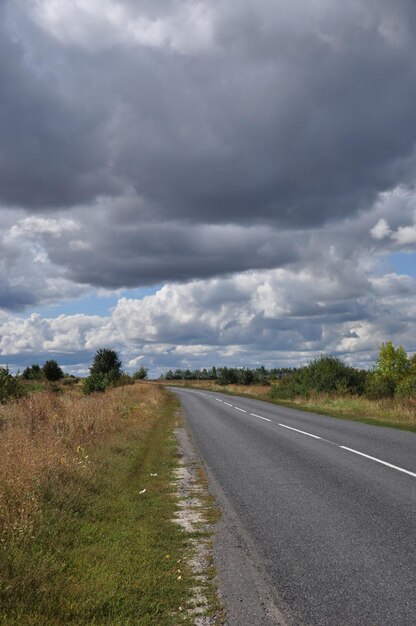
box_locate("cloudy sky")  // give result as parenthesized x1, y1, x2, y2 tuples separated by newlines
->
(1, 0, 416, 376)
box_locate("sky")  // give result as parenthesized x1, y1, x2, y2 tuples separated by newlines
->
(1, 0, 416, 377)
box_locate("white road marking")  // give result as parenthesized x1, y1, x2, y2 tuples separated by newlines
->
(278, 423, 322, 440)
(340, 446, 416, 478)
(251, 413, 271, 422)
(185, 391, 416, 481)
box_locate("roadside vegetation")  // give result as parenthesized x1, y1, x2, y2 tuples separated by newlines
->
(0, 350, 217, 625)
(162, 342, 416, 431)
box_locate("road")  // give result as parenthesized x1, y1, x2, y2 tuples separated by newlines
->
(172, 387, 416, 626)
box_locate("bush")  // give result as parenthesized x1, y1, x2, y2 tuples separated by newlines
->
(396, 376, 416, 398)
(83, 371, 109, 394)
(118, 373, 135, 386)
(270, 355, 367, 399)
(0, 367, 22, 403)
(132, 367, 148, 380)
(22, 364, 44, 380)
(364, 374, 395, 399)
(42, 360, 64, 382)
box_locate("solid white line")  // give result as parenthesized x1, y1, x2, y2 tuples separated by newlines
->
(340, 446, 416, 478)
(215, 398, 223, 403)
(234, 407, 247, 413)
(223, 402, 233, 406)
(251, 413, 271, 422)
(278, 423, 322, 440)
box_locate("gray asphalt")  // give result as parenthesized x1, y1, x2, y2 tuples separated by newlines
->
(172, 387, 416, 626)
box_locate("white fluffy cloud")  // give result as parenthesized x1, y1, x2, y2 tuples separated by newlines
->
(371, 218, 392, 240)
(1, 263, 416, 375)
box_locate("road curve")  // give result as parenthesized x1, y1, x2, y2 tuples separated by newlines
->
(172, 387, 416, 626)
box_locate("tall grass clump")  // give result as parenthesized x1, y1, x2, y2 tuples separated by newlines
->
(0, 383, 198, 625)
(0, 387, 145, 544)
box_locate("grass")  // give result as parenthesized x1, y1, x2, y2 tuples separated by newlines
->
(0, 383, 208, 625)
(164, 380, 416, 431)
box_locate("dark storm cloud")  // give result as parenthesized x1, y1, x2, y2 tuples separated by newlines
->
(45, 218, 299, 288)
(1, 0, 416, 300)
(0, 5, 119, 208)
(1, 0, 416, 223)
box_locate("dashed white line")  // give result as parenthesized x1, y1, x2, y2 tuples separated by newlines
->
(278, 423, 322, 440)
(183, 390, 416, 480)
(340, 446, 416, 478)
(251, 413, 271, 422)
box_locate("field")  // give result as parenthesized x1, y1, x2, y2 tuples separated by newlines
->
(0, 382, 218, 625)
(165, 380, 416, 431)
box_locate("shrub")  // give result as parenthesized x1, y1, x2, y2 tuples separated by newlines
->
(364, 374, 395, 399)
(83, 371, 109, 394)
(396, 376, 416, 398)
(42, 360, 64, 382)
(0, 367, 22, 403)
(118, 373, 135, 386)
(132, 367, 148, 380)
(271, 355, 367, 399)
(22, 364, 44, 380)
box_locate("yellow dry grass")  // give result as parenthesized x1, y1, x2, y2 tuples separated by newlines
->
(0, 383, 162, 543)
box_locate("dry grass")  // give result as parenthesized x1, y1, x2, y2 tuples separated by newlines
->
(282, 391, 416, 430)
(0, 382, 211, 625)
(0, 383, 160, 544)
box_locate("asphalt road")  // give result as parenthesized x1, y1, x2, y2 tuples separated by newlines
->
(172, 387, 416, 626)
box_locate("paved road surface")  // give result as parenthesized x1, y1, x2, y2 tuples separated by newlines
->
(172, 387, 416, 626)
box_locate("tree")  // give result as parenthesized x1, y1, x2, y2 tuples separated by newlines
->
(90, 348, 122, 378)
(22, 364, 44, 380)
(375, 341, 409, 383)
(83, 348, 122, 394)
(42, 360, 64, 382)
(133, 366, 148, 380)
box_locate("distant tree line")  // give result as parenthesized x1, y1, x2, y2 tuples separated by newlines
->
(161, 342, 416, 400)
(1, 341, 415, 404)
(161, 366, 294, 385)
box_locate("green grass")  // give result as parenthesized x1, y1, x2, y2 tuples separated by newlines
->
(266, 393, 416, 432)
(0, 391, 196, 625)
